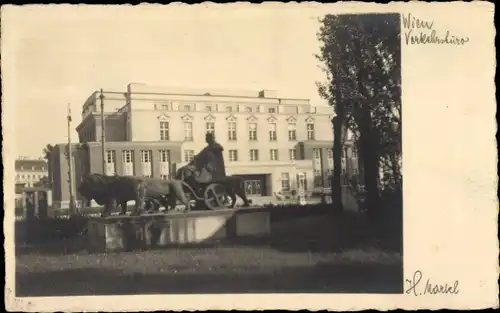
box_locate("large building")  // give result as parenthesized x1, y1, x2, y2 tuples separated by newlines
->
(15, 157, 48, 188)
(15, 157, 49, 209)
(50, 83, 359, 208)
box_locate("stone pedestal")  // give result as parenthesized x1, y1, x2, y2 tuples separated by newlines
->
(87, 208, 272, 252)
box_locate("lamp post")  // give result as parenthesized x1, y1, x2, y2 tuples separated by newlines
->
(67, 103, 76, 213)
(100, 89, 106, 175)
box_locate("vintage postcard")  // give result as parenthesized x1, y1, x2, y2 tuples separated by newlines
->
(2, 2, 497, 311)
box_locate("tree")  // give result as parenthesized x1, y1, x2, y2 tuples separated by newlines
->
(316, 13, 402, 216)
(43, 144, 55, 188)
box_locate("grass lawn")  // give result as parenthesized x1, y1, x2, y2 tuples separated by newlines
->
(15, 211, 403, 296)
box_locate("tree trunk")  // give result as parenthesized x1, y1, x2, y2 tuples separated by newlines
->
(331, 115, 344, 213)
(359, 112, 381, 218)
(390, 153, 401, 186)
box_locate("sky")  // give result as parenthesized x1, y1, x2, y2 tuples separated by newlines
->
(3, 4, 332, 158)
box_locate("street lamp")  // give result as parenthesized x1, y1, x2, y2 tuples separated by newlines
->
(100, 89, 106, 175)
(67, 103, 76, 214)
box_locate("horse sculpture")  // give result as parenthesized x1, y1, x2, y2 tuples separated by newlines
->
(78, 173, 193, 217)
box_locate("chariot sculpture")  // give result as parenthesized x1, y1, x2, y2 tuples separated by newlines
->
(78, 133, 250, 217)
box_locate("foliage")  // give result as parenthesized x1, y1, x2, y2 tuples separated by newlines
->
(43, 144, 54, 160)
(316, 13, 402, 214)
(16, 214, 89, 245)
(33, 176, 50, 188)
(43, 144, 54, 188)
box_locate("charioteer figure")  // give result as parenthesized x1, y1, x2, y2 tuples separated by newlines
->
(189, 132, 227, 183)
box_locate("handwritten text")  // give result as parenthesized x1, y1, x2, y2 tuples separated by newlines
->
(405, 270, 460, 296)
(402, 13, 470, 46)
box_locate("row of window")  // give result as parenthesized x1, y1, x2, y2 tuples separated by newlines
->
(105, 149, 171, 164)
(311, 168, 360, 188)
(18, 166, 46, 171)
(312, 148, 357, 159)
(279, 172, 308, 192)
(278, 168, 360, 192)
(159, 121, 316, 142)
(105, 148, 340, 165)
(16, 174, 45, 181)
(105, 150, 172, 178)
(156, 103, 282, 114)
(183, 149, 301, 163)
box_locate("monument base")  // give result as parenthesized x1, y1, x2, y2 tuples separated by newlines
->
(87, 208, 272, 252)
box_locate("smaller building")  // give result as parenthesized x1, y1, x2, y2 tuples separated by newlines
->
(15, 157, 48, 188)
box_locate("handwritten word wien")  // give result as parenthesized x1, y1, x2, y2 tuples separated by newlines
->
(403, 13, 470, 46)
(405, 270, 460, 296)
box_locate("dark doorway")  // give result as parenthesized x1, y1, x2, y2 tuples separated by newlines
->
(233, 174, 268, 196)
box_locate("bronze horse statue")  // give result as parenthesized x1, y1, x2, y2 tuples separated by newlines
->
(78, 173, 193, 217)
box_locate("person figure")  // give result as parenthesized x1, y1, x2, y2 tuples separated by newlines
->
(189, 132, 227, 183)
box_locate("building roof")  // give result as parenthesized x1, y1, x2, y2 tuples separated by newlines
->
(15, 159, 47, 172)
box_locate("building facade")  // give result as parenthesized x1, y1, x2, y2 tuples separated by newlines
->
(15, 157, 48, 188)
(51, 83, 359, 207)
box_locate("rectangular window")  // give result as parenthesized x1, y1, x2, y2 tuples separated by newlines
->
(307, 123, 315, 140)
(160, 174, 170, 180)
(313, 148, 321, 160)
(184, 150, 195, 163)
(183, 104, 191, 111)
(288, 123, 297, 141)
(105, 150, 116, 164)
(205, 105, 212, 112)
(184, 122, 193, 141)
(248, 123, 258, 141)
(226, 106, 233, 112)
(206, 122, 215, 134)
(327, 149, 333, 160)
(270, 149, 279, 161)
(268, 108, 276, 113)
(122, 150, 134, 176)
(268, 123, 277, 141)
(159, 150, 171, 178)
(228, 122, 237, 141)
(141, 150, 152, 163)
(161, 104, 169, 111)
(159, 150, 170, 163)
(289, 149, 297, 161)
(313, 169, 322, 188)
(140, 150, 152, 177)
(352, 148, 358, 158)
(280, 172, 290, 192)
(245, 107, 252, 113)
(228, 150, 238, 162)
(245, 180, 262, 196)
(105, 150, 116, 175)
(249, 149, 259, 161)
(296, 172, 308, 191)
(122, 150, 133, 163)
(160, 121, 170, 141)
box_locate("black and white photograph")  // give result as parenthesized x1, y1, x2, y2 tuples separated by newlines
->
(3, 3, 497, 311)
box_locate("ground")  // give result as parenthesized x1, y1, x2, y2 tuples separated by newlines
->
(15, 211, 403, 296)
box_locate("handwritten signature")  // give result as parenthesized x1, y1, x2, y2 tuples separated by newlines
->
(405, 270, 460, 296)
